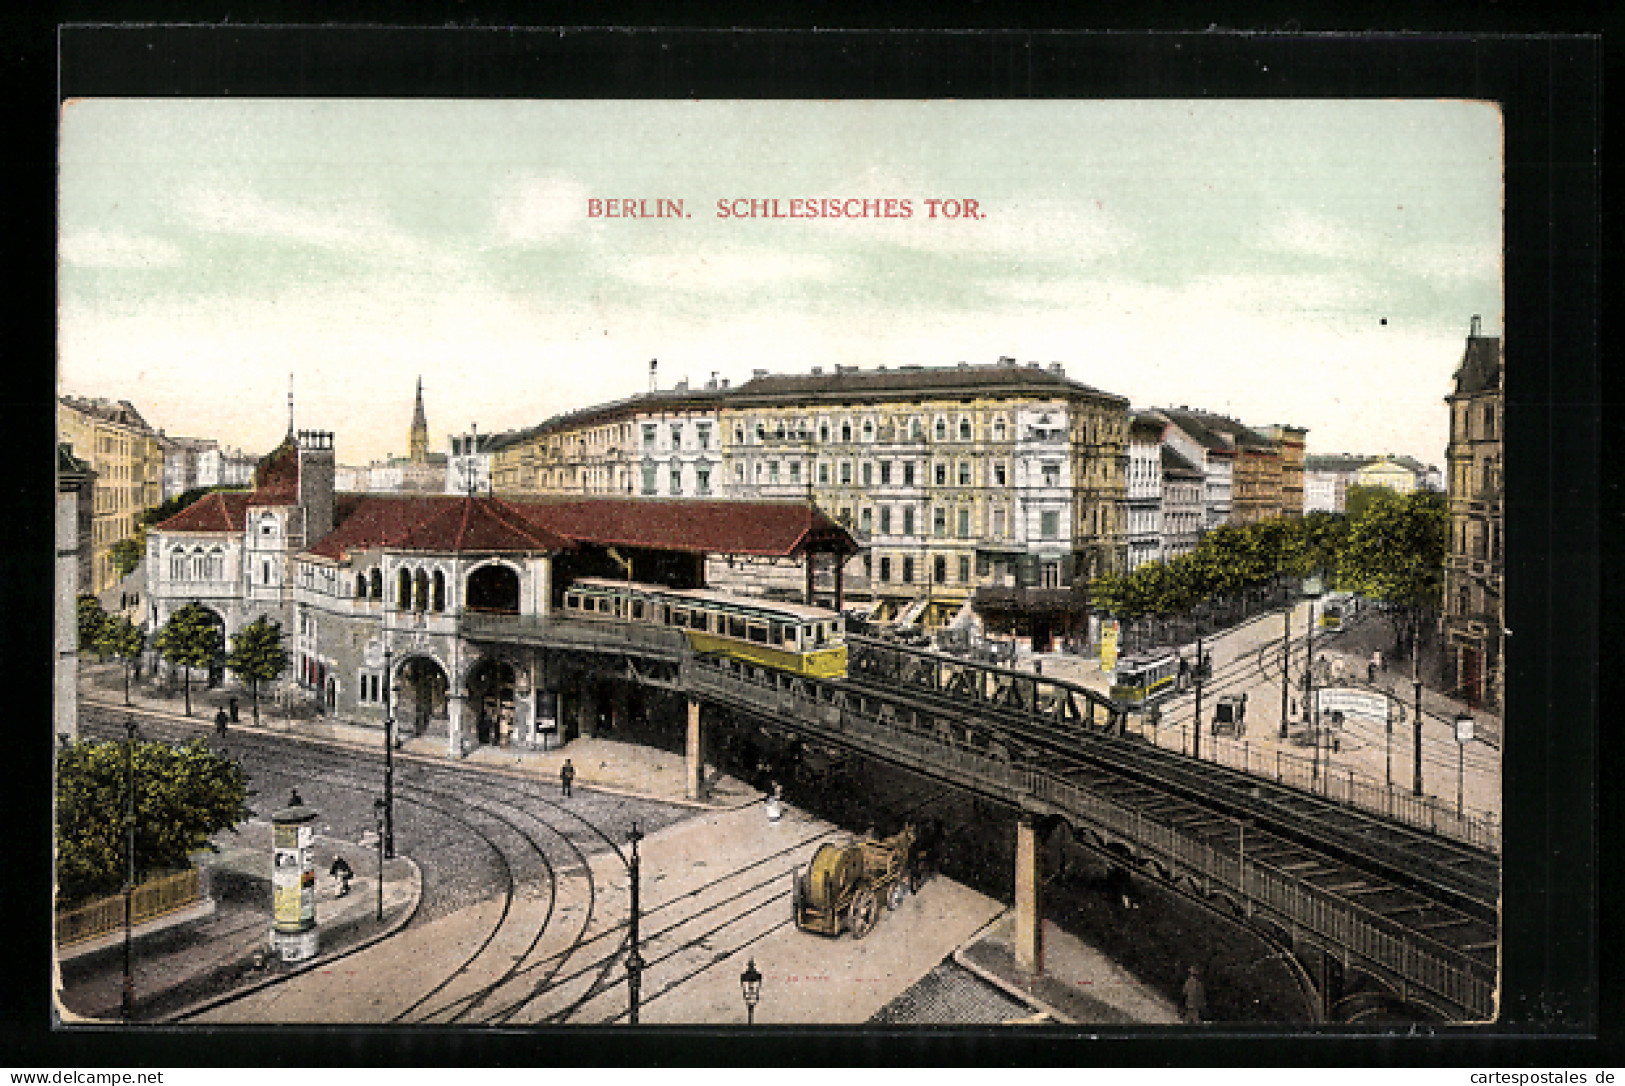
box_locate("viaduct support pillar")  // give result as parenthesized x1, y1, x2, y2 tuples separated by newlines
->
(686, 697, 704, 801)
(446, 694, 466, 759)
(578, 682, 597, 740)
(1014, 815, 1043, 975)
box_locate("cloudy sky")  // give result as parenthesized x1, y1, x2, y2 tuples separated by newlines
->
(58, 98, 1502, 469)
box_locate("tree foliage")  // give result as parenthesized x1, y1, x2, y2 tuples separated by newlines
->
(154, 603, 223, 715)
(1337, 488, 1448, 613)
(109, 535, 145, 578)
(55, 737, 252, 905)
(77, 594, 107, 654)
(226, 616, 288, 726)
(95, 614, 146, 705)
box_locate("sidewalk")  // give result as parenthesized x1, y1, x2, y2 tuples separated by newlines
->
(54, 820, 420, 1024)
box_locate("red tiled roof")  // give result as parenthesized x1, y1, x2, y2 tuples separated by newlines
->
(253, 433, 300, 500)
(513, 497, 856, 558)
(155, 491, 255, 533)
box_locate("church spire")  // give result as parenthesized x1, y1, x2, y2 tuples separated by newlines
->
(408, 376, 429, 463)
(287, 373, 295, 436)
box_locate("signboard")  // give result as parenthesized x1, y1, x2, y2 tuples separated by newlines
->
(1099, 620, 1120, 674)
(1456, 716, 1475, 743)
(1315, 687, 1389, 723)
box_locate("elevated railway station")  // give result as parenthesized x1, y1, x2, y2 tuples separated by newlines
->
(150, 472, 1499, 1023)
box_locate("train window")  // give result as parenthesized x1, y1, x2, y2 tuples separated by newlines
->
(690, 610, 709, 631)
(747, 623, 769, 644)
(597, 597, 611, 614)
(672, 608, 689, 627)
(729, 615, 747, 639)
(770, 623, 784, 646)
(631, 600, 645, 620)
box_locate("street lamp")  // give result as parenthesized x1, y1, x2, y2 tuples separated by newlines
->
(1454, 711, 1475, 819)
(740, 957, 763, 1025)
(382, 646, 395, 860)
(121, 717, 139, 1020)
(373, 798, 386, 923)
(626, 822, 644, 1025)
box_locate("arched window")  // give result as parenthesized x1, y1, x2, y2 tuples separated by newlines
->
(466, 563, 521, 614)
(840, 421, 852, 443)
(191, 549, 207, 580)
(413, 569, 429, 612)
(208, 548, 225, 580)
(170, 548, 186, 580)
(397, 568, 412, 611)
(959, 417, 972, 441)
(370, 569, 383, 600)
(431, 570, 446, 612)
(862, 419, 874, 441)
(934, 418, 947, 441)
(356, 574, 367, 598)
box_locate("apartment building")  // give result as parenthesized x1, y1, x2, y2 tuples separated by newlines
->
(57, 395, 165, 595)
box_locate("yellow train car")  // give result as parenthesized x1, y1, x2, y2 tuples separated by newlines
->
(1109, 650, 1189, 708)
(561, 577, 848, 679)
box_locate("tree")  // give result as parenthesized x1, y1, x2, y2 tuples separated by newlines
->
(95, 614, 146, 707)
(1343, 483, 1389, 521)
(77, 594, 107, 657)
(1338, 489, 1448, 657)
(226, 616, 288, 726)
(153, 603, 223, 716)
(109, 535, 145, 579)
(55, 737, 251, 906)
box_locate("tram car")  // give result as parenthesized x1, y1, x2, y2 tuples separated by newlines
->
(560, 577, 848, 678)
(1108, 649, 1191, 708)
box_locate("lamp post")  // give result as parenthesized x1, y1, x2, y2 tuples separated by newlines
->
(1454, 711, 1474, 818)
(1192, 634, 1204, 761)
(626, 822, 644, 1025)
(383, 646, 395, 860)
(121, 716, 138, 1020)
(373, 798, 386, 923)
(740, 957, 763, 1025)
(1412, 613, 1425, 798)
(1279, 604, 1291, 739)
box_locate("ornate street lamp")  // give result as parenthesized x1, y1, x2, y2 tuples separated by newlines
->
(382, 645, 395, 859)
(626, 822, 644, 1025)
(740, 958, 763, 1025)
(373, 798, 386, 923)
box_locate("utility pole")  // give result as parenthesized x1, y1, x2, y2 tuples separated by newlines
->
(1279, 604, 1292, 738)
(1412, 611, 1425, 797)
(121, 717, 137, 1020)
(1192, 634, 1204, 760)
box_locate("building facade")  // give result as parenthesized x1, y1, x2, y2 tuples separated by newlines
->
(1441, 317, 1503, 710)
(57, 396, 165, 596)
(1125, 412, 1165, 571)
(56, 445, 96, 744)
(1160, 446, 1205, 559)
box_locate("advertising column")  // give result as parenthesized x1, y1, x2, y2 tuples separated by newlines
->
(271, 791, 320, 962)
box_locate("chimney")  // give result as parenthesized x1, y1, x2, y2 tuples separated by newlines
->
(297, 430, 336, 544)
(753, 368, 768, 380)
(1469, 314, 1482, 337)
(998, 356, 1016, 367)
(1049, 363, 1065, 376)
(649, 358, 658, 394)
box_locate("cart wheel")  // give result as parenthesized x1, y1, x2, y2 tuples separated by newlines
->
(886, 878, 907, 911)
(847, 882, 879, 939)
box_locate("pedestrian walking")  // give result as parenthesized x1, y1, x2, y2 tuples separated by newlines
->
(329, 856, 353, 897)
(1368, 656, 1378, 683)
(1182, 965, 1207, 1024)
(560, 758, 575, 798)
(214, 707, 229, 736)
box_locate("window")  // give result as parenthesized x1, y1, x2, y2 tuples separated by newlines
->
(170, 549, 185, 579)
(642, 462, 658, 495)
(841, 462, 853, 485)
(820, 422, 830, 443)
(903, 462, 916, 486)
(1042, 462, 1061, 487)
(994, 463, 1007, 486)
(993, 418, 1006, 441)
(880, 461, 892, 485)
(933, 508, 946, 537)
(958, 461, 971, 485)
(697, 425, 711, 449)
(1041, 510, 1060, 539)
(356, 575, 367, 598)
(697, 463, 712, 495)
(862, 419, 874, 441)
(860, 507, 873, 532)
(911, 418, 923, 440)
(370, 569, 382, 599)
(879, 556, 892, 581)
(841, 421, 852, 443)
(880, 507, 892, 534)
(903, 507, 915, 536)
(993, 509, 1006, 538)
(958, 508, 971, 538)
(902, 557, 915, 583)
(788, 461, 800, 483)
(935, 463, 947, 486)
(263, 561, 272, 586)
(671, 425, 683, 448)
(432, 570, 446, 612)
(862, 462, 873, 486)
(935, 418, 947, 441)
(768, 461, 780, 484)
(959, 555, 971, 583)
(670, 461, 683, 493)
(959, 418, 972, 441)
(933, 556, 947, 583)
(643, 425, 657, 448)
(818, 462, 830, 484)
(734, 425, 745, 446)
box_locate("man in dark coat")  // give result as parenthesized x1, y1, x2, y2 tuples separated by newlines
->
(560, 758, 575, 798)
(1182, 965, 1207, 1023)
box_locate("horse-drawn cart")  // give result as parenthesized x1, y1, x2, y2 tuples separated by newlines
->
(792, 826, 920, 939)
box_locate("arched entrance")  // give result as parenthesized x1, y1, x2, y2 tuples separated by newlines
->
(200, 607, 227, 687)
(467, 658, 518, 746)
(397, 656, 449, 737)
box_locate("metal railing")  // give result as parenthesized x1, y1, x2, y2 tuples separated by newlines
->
(56, 868, 202, 948)
(458, 613, 689, 657)
(684, 654, 1496, 1021)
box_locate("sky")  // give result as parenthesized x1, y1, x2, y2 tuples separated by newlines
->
(58, 99, 1502, 469)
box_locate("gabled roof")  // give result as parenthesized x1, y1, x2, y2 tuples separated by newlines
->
(1452, 334, 1501, 396)
(155, 491, 256, 533)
